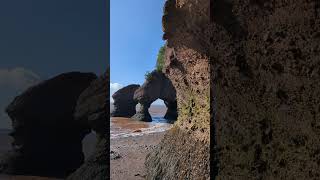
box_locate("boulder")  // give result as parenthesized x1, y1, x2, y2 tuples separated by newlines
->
(67, 72, 108, 180)
(0, 72, 97, 178)
(111, 84, 140, 117)
(132, 70, 177, 122)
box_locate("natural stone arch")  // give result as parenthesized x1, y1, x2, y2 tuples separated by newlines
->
(132, 70, 177, 122)
(147, 99, 167, 118)
(148, 99, 178, 121)
(0, 72, 97, 178)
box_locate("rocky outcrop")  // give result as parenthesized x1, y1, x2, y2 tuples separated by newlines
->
(211, 0, 320, 179)
(132, 102, 152, 122)
(111, 84, 140, 117)
(145, 0, 210, 179)
(163, 100, 178, 120)
(67, 71, 108, 180)
(0, 72, 97, 178)
(132, 70, 177, 122)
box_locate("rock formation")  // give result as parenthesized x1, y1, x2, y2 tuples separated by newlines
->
(111, 84, 140, 117)
(163, 100, 177, 120)
(211, 0, 320, 179)
(67, 71, 108, 180)
(145, 0, 210, 179)
(132, 70, 177, 122)
(0, 72, 97, 178)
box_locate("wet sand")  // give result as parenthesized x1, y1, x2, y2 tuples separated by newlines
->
(110, 104, 171, 180)
(110, 104, 171, 139)
(110, 131, 166, 180)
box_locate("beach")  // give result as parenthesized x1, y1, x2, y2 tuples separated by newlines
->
(110, 104, 172, 180)
(0, 105, 172, 179)
(110, 131, 166, 180)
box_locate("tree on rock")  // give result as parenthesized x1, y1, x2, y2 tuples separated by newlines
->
(156, 45, 165, 72)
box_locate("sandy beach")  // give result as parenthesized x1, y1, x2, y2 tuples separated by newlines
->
(110, 131, 166, 180)
(110, 104, 172, 180)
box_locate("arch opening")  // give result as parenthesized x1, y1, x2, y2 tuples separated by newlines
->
(148, 99, 167, 120)
(82, 131, 97, 160)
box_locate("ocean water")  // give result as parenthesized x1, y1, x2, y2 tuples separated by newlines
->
(110, 105, 174, 139)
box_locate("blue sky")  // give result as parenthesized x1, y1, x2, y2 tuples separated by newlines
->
(0, 0, 107, 129)
(110, 0, 166, 100)
(0, 0, 107, 79)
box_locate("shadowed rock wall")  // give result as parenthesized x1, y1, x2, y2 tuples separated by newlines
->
(211, 0, 320, 179)
(67, 71, 108, 180)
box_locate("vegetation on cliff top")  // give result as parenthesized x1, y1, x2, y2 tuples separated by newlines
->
(156, 45, 165, 72)
(145, 45, 165, 80)
(144, 71, 152, 81)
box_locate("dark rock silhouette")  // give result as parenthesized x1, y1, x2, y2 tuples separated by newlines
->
(67, 72, 108, 180)
(132, 70, 177, 122)
(111, 84, 140, 117)
(0, 72, 97, 178)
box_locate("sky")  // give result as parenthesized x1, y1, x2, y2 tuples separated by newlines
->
(0, 0, 108, 129)
(110, 0, 166, 104)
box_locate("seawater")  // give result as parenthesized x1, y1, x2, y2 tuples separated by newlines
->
(110, 116, 173, 139)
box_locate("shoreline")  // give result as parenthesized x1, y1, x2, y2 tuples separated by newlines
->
(110, 131, 166, 180)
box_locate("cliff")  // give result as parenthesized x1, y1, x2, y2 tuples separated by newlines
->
(211, 0, 320, 179)
(145, 0, 211, 179)
(67, 71, 108, 180)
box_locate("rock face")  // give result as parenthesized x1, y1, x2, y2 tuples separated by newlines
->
(67, 71, 108, 180)
(211, 0, 320, 179)
(145, 0, 210, 179)
(0, 72, 97, 178)
(111, 84, 140, 117)
(132, 70, 177, 122)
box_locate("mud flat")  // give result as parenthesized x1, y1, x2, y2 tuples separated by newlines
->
(110, 131, 166, 180)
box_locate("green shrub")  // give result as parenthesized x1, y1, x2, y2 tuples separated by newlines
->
(144, 71, 152, 81)
(156, 46, 165, 72)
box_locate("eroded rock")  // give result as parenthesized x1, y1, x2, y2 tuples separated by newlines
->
(145, 0, 210, 179)
(0, 72, 97, 178)
(67, 72, 108, 180)
(132, 70, 177, 122)
(211, 0, 320, 179)
(111, 84, 140, 117)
